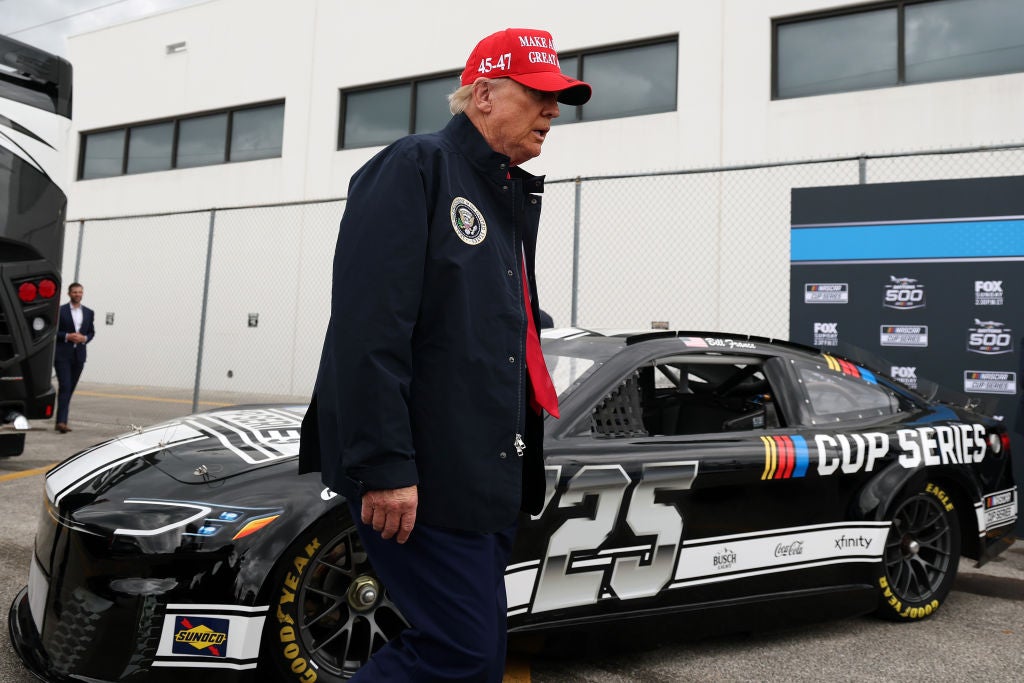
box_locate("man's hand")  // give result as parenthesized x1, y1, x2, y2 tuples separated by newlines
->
(361, 486, 418, 543)
(67, 332, 87, 343)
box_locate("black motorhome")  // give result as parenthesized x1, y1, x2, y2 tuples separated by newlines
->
(0, 34, 72, 455)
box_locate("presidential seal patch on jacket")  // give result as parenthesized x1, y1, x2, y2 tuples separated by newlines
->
(450, 197, 487, 245)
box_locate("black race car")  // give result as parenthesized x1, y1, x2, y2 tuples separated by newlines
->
(10, 330, 1018, 682)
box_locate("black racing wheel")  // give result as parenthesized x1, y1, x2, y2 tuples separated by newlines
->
(874, 481, 961, 621)
(262, 515, 406, 681)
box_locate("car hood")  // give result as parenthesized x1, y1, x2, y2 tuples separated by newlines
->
(45, 404, 308, 509)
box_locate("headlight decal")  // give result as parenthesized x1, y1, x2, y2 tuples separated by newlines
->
(115, 500, 212, 537)
(231, 515, 279, 540)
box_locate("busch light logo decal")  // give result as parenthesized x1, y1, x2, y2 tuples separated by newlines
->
(883, 276, 926, 310)
(967, 319, 1013, 355)
(974, 280, 1004, 306)
(813, 322, 838, 347)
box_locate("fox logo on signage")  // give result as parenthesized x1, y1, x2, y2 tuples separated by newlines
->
(883, 276, 926, 310)
(813, 322, 838, 347)
(974, 280, 1004, 306)
(890, 366, 918, 389)
(967, 319, 1013, 355)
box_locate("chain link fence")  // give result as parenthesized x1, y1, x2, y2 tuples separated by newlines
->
(64, 143, 1024, 410)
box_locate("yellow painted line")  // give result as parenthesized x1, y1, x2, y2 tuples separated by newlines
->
(76, 390, 233, 407)
(503, 658, 531, 683)
(0, 464, 56, 482)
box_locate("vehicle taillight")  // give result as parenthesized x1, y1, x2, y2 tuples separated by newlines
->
(987, 432, 1011, 456)
(18, 282, 37, 303)
(38, 279, 57, 298)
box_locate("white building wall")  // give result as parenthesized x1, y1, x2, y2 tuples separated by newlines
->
(67, 0, 1024, 219)
(61, 0, 1024, 396)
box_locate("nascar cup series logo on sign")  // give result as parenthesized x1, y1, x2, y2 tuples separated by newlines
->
(883, 276, 925, 309)
(804, 283, 849, 304)
(964, 370, 1017, 395)
(880, 325, 928, 347)
(967, 319, 1013, 355)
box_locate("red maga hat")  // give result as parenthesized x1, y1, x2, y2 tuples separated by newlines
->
(461, 28, 592, 105)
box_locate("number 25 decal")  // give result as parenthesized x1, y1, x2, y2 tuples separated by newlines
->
(532, 461, 698, 613)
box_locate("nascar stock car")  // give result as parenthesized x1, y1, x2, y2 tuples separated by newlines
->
(9, 329, 1019, 682)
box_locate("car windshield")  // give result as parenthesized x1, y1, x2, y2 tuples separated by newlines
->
(544, 354, 597, 398)
(541, 331, 621, 400)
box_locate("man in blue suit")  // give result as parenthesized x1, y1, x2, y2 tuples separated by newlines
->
(53, 282, 95, 433)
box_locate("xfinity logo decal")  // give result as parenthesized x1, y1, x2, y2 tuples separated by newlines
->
(883, 276, 925, 310)
(813, 322, 838, 347)
(967, 319, 1013, 355)
(834, 535, 872, 551)
(974, 280, 1004, 306)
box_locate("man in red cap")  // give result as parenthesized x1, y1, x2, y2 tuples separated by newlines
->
(300, 28, 591, 681)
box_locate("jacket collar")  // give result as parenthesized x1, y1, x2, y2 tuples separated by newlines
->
(443, 114, 545, 194)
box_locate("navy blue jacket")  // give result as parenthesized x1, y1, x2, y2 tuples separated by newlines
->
(54, 303, 95, 365)
(299, 114, 548, 533)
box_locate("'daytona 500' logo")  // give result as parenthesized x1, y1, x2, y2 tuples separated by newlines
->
(883, 276, 926, 310)
(967, 319, 1013, 355)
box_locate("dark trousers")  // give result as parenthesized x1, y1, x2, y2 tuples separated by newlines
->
(54, 358, 84, 424)
(348, 500, 517, 682)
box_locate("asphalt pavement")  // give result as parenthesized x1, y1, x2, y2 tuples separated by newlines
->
(1, 383, 1022, 682)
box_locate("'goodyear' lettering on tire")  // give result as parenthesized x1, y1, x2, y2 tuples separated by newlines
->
(276, 538, 321, 683)
(878, 576, 940, 619)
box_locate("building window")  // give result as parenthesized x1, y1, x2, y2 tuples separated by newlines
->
(774, 0, 1024, 99)
(339, 73, 458, 149)
(126, 122, 173, 174)
(414, 75, 458, 134)
(81, 129, 125, 180)
(78, 101, 284, 179)
(177, 113, 227, 168)
(337, 36, 679, 148)
(559, 38, 678, 123)
(231, 103, 285, 161)
(343, 84, 413, 149)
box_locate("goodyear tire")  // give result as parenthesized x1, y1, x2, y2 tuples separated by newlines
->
(263, 514, 407, 681)
(874, 481, 961, 621)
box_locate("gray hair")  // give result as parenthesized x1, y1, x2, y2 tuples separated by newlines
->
(448, 83, 473, 115)
(448, 77, 509, 114)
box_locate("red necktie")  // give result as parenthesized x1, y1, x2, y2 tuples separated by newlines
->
(521, 259, 559, 418)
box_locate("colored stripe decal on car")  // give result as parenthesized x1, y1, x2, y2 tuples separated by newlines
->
(762, 435, 808, 480)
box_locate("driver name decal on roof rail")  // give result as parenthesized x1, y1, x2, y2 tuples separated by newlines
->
(704, 338, 756, 350)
